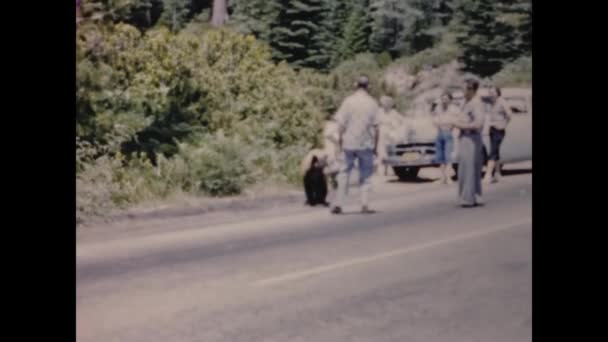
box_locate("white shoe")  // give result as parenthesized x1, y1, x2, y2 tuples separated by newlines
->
(475, 195, 484, 205)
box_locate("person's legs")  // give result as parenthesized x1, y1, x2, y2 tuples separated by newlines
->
(445, 133, 455, 184)
(379, 143, 388, 176)
(357, 149, 375, 211)
(458, 135, 477, 206)
(484, 129, 497, 183)
(324, 172, 338, 203)
(474, 133, 484, 200)
(435, 133, 448, 183)
(485, 128, 504, 183)
(494, 129, 505, 180)
(333, 150, 355, 212)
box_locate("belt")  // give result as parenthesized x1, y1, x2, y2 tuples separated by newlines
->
(460, 129, 479, 135)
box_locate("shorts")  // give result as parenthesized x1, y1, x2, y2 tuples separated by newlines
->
(489, 127, 506, 161)
(434, 130, 454, 164)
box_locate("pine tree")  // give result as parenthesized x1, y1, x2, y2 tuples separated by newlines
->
(158, 0, 191, 32)
(410, 0, 457, 52)
(334, 0, 371, 63)
(270, 0, 328, 69)
(124, 0, 163, 30)
(231, 0, 280, 42)
(80, 0, 164, 30)
(368, 0, 452, 56)
(452, 0, 529, 77)
(312, 0, 349, 70)
(368, 0, 414, 55)
(507, 0, 531, 55)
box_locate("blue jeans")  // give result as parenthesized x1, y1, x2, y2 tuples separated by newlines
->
(334, 149, 375, 208)
(435, 130, 454, 164)
(489, 127, 506, 161)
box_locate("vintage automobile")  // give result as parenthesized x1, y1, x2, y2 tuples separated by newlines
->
(382, 87, 532, 180)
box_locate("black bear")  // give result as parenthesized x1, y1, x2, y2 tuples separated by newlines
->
(304, 155, 329, 207)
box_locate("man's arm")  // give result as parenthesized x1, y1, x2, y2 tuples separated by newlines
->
(500, 98, 514, 123)
(335, 100, 349, 152)
(454, 116, 484, 130)
(373, 125, 380, 155)
(372, 105, 380, 155)
(323, 123, 340, 145)
(453, 102, 484, 130)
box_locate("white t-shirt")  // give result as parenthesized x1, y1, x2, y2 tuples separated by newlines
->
(335, 90, 379, 150)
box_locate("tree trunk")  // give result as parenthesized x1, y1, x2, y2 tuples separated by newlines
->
(172, 5, 177, 32)
(211, 0, 229, 27)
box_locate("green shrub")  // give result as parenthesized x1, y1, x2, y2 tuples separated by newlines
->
(391, 32, 461, 75)
(77, 24, 324, 156)
(491, 56, 532, 87)
(330, 53, 384, 100)
(375, 52, 393, 69)
(176, 133, 255, 196)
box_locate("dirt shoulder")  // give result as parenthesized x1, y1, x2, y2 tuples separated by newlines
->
(76, 161, 532, 244)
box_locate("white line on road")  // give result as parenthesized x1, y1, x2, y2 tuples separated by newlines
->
(253, 218, 532, 287)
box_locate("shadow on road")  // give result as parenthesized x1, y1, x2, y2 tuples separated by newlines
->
(500, 168, 532, 176)
(388, 177, 435, 184)
(341, 210, 382, 216)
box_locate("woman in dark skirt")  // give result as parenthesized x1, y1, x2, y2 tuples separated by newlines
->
(484, 86, 513, 184)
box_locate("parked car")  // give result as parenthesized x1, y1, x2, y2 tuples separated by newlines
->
(382, 87, 531, 180)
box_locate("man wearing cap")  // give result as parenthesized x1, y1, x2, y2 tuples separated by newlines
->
(453, 78, 485, 207)
(331, 75, 380, 214)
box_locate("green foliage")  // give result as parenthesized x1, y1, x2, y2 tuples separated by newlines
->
(453, 0, 531, 77)
(77, 24, 323, 155)
(375, 51, 392, 68)
(79, 0, 165, 29)
(330, 53, 383, 100)
(391, 30, 461, 74)
(334, 0, 371, 63)
(230, 0, 279, 42)
(158, 0, 191, 31)
(319, 0, 350, 69)
(269, 0, 329, 69)
(368, 0, 418, 55)
(175, 133, 255, 196)
(368, 0, 455, 56)
(79, 0, 530, 77)
(491, 56, 531, 87)
(77, 23, 328, 221)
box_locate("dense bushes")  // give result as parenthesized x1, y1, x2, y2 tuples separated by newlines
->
(76, 23, 327, 222)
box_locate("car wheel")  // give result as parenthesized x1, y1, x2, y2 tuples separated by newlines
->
(393, 166, 420, 181)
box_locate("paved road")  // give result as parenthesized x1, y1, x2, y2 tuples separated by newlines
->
(77, 171, 532, 342)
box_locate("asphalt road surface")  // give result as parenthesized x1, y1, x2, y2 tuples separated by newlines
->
(77, 171, 532, 342)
